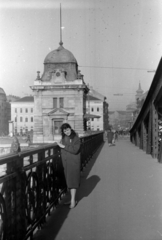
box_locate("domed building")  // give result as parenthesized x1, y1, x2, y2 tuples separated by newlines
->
(0, 88, 10, 135)
(31, 43, 89, 143)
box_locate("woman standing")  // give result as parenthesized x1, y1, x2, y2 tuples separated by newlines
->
(57, 123, 81, 209)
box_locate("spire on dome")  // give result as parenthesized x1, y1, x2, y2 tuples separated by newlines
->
(59, 3, 63, 47)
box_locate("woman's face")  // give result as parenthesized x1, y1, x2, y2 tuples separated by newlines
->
(63, 128, 71, 136)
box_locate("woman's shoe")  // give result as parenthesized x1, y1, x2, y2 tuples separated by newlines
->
(69, 201, 78, 209)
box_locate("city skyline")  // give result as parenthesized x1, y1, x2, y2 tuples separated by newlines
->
(0, 0, 162, 110)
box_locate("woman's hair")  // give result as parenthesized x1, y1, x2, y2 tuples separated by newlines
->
(60, 123, 76, 139)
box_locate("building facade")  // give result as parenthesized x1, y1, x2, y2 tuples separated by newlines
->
(0, 88, 10, 135)
(10, 96, 34, 135)
(31, 43, 88, 143)
(86, 94, 109, 131)
(86, 95, 103, 131)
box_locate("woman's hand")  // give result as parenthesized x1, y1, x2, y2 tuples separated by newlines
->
(57, 142, 65, 148)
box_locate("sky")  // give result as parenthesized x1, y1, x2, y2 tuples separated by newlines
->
(0, 0, 162, 110)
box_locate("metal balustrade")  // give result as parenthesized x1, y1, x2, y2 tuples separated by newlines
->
(130, 57, 162, 162)
(0, 132, 104, 240)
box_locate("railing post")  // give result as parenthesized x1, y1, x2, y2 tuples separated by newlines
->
(159, 141, 162, 163)
(147, 111, 152, 154)
(15, 156, 27, 240)
(135, 132, 138, 146)
(152, 103, 159, 158)
(142, 121, 147, 152)
(136, 130, 140, 147)
(5, 155, 26, 240)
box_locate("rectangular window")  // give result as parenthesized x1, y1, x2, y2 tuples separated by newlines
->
(25, 118, 28, 122)
(54, 120, 63, 134)
(31, 108, 33, 113)
(15, 108, 17, 113)
(91, 108, 94, 112)
(20, 108, 22, 113)
(53, 98, 57, 108)
(97, 107, 99, 112)
(59, 98, 64, 108)
(20, 117, 23, 122)
(31, 117, 33, 122)
(26, 108, 28, 113)
(15, 117, 17, 122)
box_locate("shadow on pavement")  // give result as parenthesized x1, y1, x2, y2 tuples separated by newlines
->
(77, 175, 101, 203)
(33, 142, 105, 240)
(77, 143, 105, 202)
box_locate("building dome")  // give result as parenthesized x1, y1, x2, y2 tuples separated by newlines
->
(44, 45, 77, 64)
(0, 88, 6, 95)
(0, 88, 6, 100)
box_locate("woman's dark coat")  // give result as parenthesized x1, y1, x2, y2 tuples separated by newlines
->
(60, 134, 81, 189)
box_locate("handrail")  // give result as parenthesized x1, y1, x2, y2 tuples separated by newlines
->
(0, 132, 104, 240)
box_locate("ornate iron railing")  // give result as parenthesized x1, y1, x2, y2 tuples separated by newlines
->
(130, 57, 162, 162)
(0, 132, 104, 240)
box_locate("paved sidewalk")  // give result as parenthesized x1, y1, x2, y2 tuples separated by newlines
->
(34, 139, 162, 240)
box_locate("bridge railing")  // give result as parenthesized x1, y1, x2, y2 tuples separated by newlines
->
(0, 132, 104, 240)
(130, 58, 162, 162)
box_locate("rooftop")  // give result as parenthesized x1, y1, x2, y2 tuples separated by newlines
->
(14, 96, 34, 102)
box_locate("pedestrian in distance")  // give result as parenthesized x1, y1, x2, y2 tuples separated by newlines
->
(107, 129, 114, 146)
(112, 130, 117, 145)
(26, 134, 31, 145)
(10, 135, 21, 154)
(56, 123, 81, 209)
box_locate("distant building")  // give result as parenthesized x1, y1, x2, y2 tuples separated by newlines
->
(109, 111, 128, 129)
(86, 95, 103, 131)
(7, 95, 20, 102)
(135, 82, 143, 101)
(10, 96, 34, 135)
(0, 88, 10, 135)
(125, 83, 148, 127)
(86, 93, 109, 131)
(30, 42, 89, 143)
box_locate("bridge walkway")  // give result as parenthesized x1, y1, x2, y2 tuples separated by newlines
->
(33, 138, 162, 240)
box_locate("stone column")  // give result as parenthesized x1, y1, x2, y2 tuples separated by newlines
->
(74, 90, 85, 135)
(8, 121, 14, 136)
(33, 91, 44, 143)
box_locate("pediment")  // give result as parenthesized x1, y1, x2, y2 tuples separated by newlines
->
(47, 108, 70, 116)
